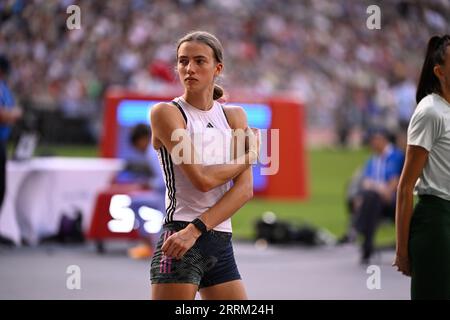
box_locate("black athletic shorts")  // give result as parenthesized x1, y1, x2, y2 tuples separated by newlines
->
(150, 221, 241, 289)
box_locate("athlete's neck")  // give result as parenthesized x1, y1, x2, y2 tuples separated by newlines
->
(182, 90, 214, 111)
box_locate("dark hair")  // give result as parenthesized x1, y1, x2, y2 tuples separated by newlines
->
(0, 54, 11, 76)
(130, 123, 150, 146)
(416, 35, 450, 104)
(367, 127, 390, 139)
(364, 126, 393, 145)
(176, 31, 224, 100)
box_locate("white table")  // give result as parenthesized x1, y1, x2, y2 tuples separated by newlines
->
(0, 157, 124, 245)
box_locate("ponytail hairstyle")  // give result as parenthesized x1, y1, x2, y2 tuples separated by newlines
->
(176, 31, 225, 100)
(416, 35, 450, 104)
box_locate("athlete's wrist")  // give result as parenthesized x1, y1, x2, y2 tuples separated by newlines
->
(190, 217, 210, 236)
(186, 223, 202, 239)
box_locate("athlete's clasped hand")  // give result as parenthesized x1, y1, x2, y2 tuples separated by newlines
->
(161, 224, 201, 260)
(246, 127, 260, 164)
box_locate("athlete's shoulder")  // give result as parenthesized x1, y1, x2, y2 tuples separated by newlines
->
(222, 104, 248, 129)
(151, 101, 177, 116)
(151, 101, 185, 126)
(222, 104, 246, 117)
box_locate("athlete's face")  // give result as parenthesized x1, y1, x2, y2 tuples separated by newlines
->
(177, 41, 223, 92)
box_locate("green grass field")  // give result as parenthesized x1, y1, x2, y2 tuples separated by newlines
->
(25, 144, 396, 246)
(232, 147, 396, 246)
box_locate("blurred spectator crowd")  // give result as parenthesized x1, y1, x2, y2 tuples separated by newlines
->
(0, 0, 449, 144)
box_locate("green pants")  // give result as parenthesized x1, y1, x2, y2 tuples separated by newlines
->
(409, 195, 450, 300)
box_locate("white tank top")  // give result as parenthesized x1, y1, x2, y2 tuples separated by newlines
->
(157, 97, 233, 232)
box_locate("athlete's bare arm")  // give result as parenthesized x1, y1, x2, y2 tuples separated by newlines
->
(198, 105, 254, 230)
(393, 145, 429, 276)
(150, 102, 258, 192)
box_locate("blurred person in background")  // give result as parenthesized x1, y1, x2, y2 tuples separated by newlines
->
(0, 55, 22, 223)
(394, 35, 450, 300)
(150, 31, 259, 300)
(337, 166, 364, 245)
(127, 123, 165, 259)
(339, 128, 404, 264)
